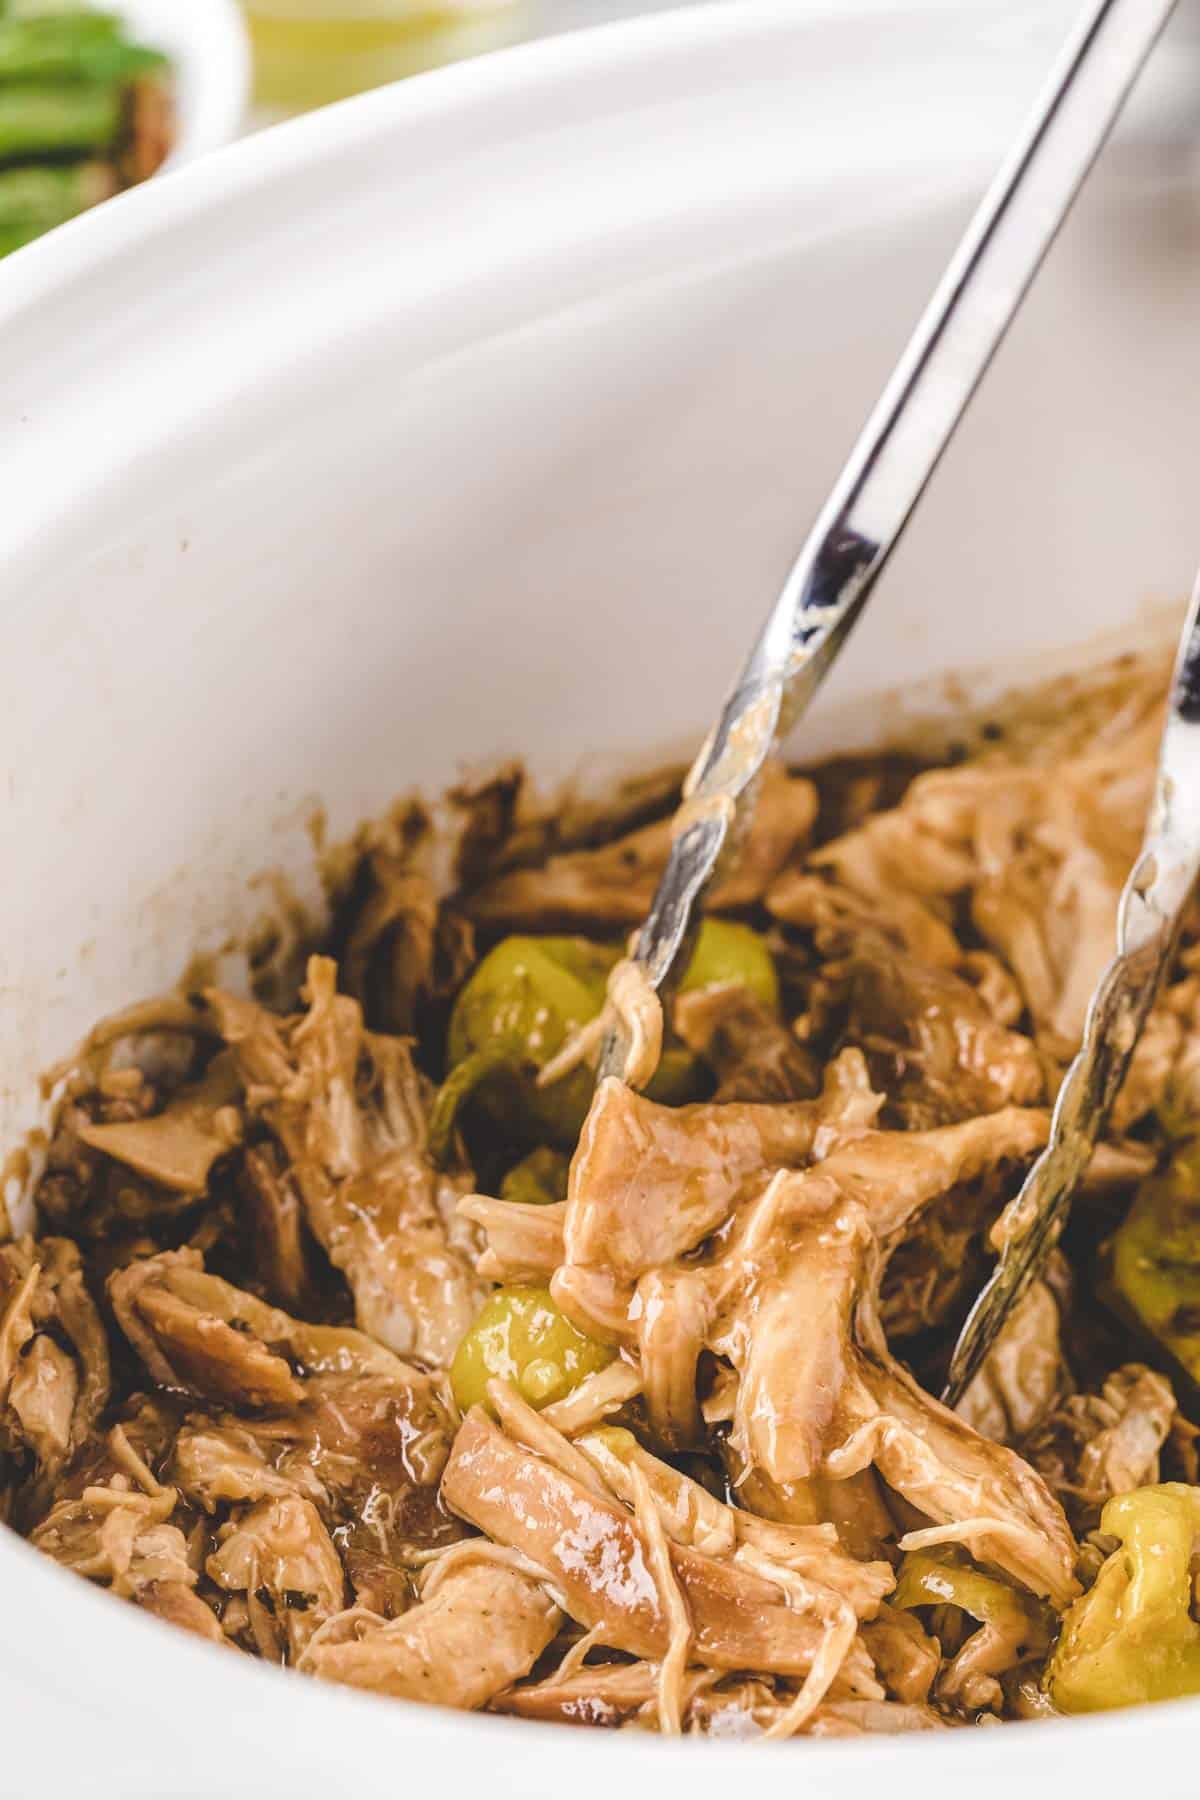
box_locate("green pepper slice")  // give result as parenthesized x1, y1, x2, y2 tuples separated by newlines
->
(1047, 1484, 1200, 1712)
(450, 1283, 614, 1414)
(679, 918, 779, 1010)
(430, 935, 618, 1157)
(1110, 1141, 1200, 1385)
(893, 1546, 1050, 1648)
(432, 921, 779, 1159)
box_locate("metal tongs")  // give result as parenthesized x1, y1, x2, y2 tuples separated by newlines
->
(598, 0, 1186, 1385)
(943, 590, 1200, 1400)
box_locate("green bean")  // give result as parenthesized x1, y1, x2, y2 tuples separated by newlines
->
(0, 81, 121, 160)
(0, 16, 166, 85)
(0, 217, 41, 256)
(0, 158, 110, 225)
(6, 7, 122, 33)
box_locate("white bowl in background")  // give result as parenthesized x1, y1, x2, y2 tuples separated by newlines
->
(1, 0, 1200, 1791)
(113, 0, 251, 165)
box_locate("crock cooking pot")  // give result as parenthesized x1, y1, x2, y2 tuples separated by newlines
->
(2, 1, 1200, 1790)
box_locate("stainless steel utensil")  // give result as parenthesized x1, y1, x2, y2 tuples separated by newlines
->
(597, 0, 1179, 1084)
(943, 581, 1200, 1404)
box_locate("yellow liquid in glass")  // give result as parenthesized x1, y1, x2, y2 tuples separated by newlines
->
(244, 3, 529, 110)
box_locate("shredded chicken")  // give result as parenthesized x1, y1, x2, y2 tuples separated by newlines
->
(330, 801, 442, 1035)
(299, 1556, 561, 1706)
(209, 958, 484, 1364)
(774, 664, 1165, 1059)
(536, 956, 663, 1092)
(238, 1143, 315, 1313)
(861, 1604, 940, 1703)
(1024, 1364, 1178, 1533)
(959, 1279, 1068, 1446)
(10, 648, 1197, 1737)
(674, 985, 819, 1102)
(105, 1250, 464, 1616)
(465, 763, 818, 929)
(29, 1401, 219, 1641)
(553, 1050, 882, 1340)
(74, 1053, 244, 1194)
(443, 1407, 886, 1685)
(832, 944, 1045, 1128)
(0, 1236, 109, 1485)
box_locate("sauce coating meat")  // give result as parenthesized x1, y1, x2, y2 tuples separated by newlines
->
(8, 651, 1200, 1734)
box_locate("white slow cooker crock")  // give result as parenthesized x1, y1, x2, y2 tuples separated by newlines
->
(2, 1, 1200, 1790)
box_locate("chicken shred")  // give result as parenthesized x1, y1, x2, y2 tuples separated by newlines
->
(209, 958, 484, 1365)
(10, 648, 1199, 1737)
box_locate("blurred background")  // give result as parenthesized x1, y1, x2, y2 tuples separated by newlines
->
(243, 0, 690, 115)
(6, 0, 1200, 382)
(3, 0, 1200, 260)
(0, 0, 711, 257)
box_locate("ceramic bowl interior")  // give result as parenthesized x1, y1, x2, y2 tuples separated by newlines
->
(1, 2, 1199, 1789)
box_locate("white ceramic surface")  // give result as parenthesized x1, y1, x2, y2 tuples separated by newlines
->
(1, 1, 1199, 1791)
(119, 0, 250, 164)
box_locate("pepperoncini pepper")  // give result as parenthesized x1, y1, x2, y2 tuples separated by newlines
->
(430, 921, 779, 1158)
(429, 935, 619, 1158)
(678, 917, 780, 1011)
(499, 1147, 570, 1207)
(450, 1283, 614, 1414)
(893, 1547, 1051, 1651)
(1110, 1141, 1200, 1384)
(1047, 1484, 1200, 1712)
